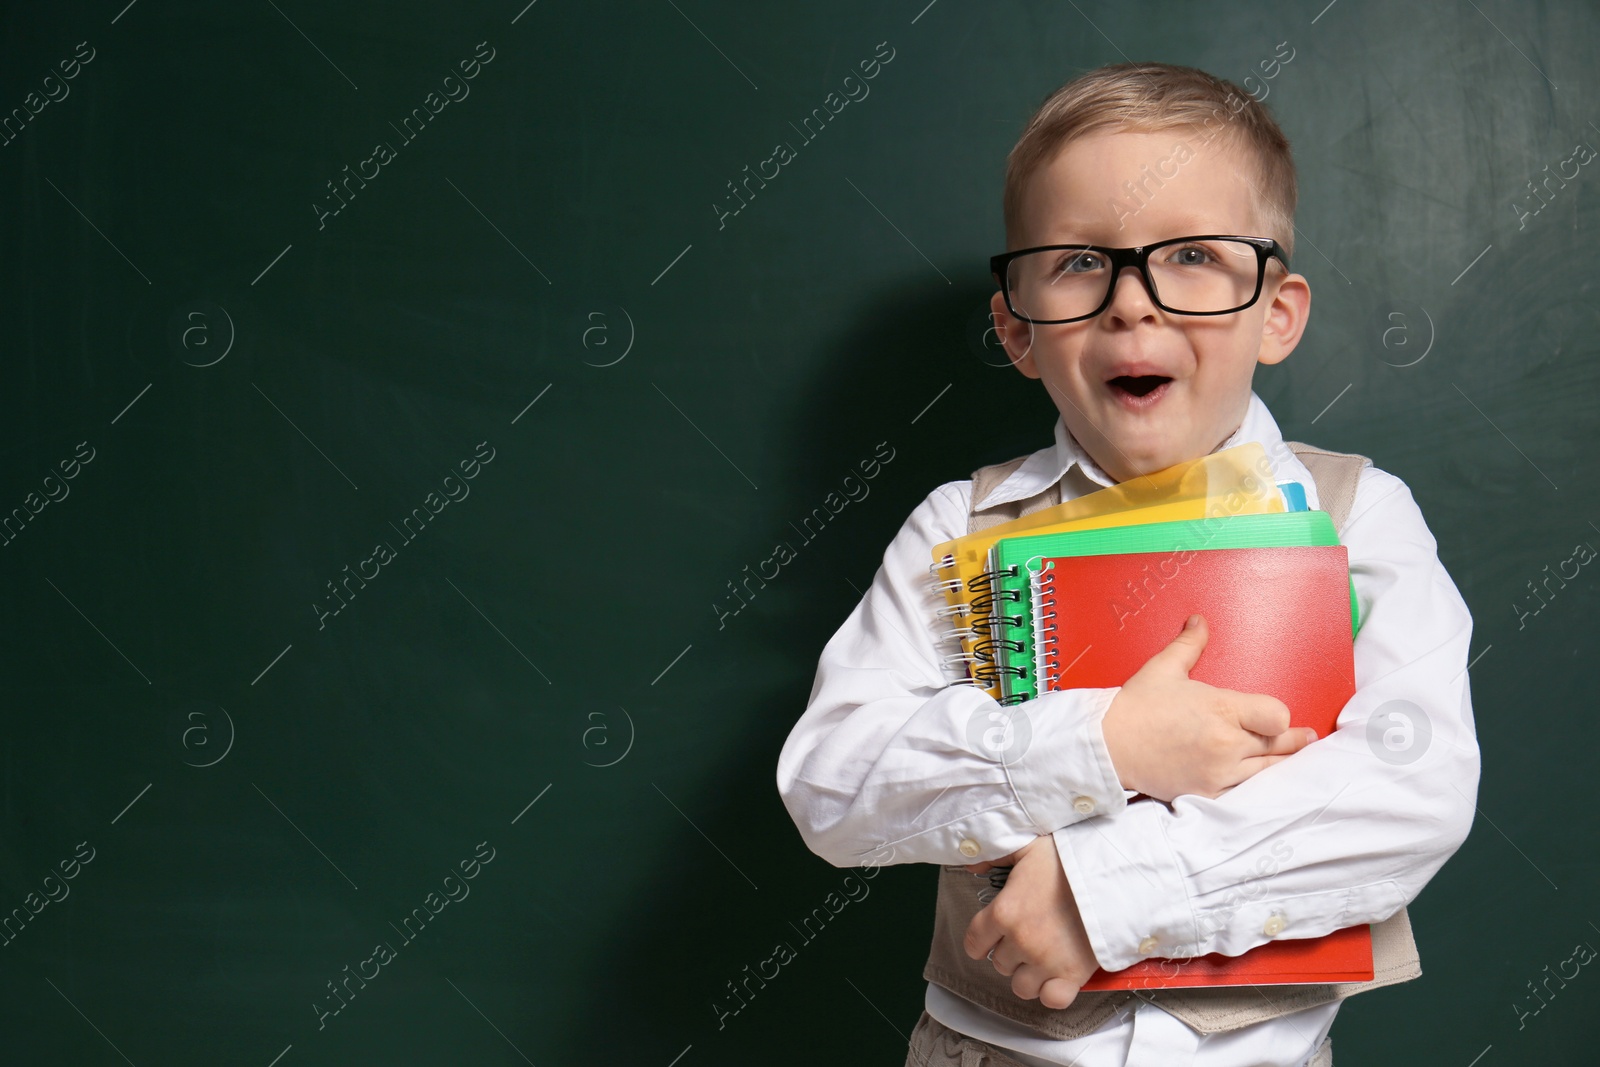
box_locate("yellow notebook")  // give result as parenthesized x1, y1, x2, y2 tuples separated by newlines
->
(928, 442, 1284, 701)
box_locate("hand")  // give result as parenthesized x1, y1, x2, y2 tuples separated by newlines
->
(961, 834, 1097, 1009)
(1100, 614, 1317, 802)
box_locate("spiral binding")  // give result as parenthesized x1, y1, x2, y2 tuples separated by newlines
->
(926, 561, 1019, 692)
(964, 565, 1018, 689)
(971, 635, 1024, 659)
(1034, 562, 1060, 691)
(976, 864, 1011, 904)
(928, 557, 1047, 700)
(972, 661, 1026, 686)
(970, 589, 1020, 617)
(982, 606, 1025, 629)
(979, 581, 1034, 703)
(965, 565, 1017, 594)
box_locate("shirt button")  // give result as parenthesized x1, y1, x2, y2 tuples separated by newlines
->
(958, 838, 981, 858)
(1072, 795, 1097, 815)
(1263, 914, 1287, 937)
(1137, 936, 1159, 955)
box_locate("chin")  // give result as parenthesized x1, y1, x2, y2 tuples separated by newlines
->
(1107, 439, 1190, 481)
(1105, 425, 1172, 457)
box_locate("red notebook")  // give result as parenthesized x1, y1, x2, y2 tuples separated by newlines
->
(1034, 545, 1376, 989)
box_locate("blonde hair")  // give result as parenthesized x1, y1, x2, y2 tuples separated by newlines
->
(1001, 62, 1297, 260)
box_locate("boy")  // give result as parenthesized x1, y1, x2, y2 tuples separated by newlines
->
(776, 63, 1479, 1067)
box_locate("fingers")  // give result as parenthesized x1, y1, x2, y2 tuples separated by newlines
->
(1037, 975, 1081, 1010)
(962, 908, 1002, 962)
(1230, 692, 1294, 738)
(1255, 724, 1318, 756)
(1008, 960, 1047, 999)
(989, 940, 1027, 978)
(964, 909, 1028, 981)
(1009, 964, 1081, 1008)
(1200, 727, 1318, 796)
(965, 924, 1024, 977)
(1231, 751, 1308, 783)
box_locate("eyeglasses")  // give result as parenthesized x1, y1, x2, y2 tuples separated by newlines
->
(990, 235, 1290, 325)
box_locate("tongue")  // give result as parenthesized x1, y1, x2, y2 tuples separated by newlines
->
(1110, 375, 1171, 397)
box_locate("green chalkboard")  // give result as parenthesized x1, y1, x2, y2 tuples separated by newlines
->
(0, 1, 1595, 1064)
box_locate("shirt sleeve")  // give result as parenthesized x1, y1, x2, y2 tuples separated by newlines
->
(1052, 465, 1481, 972)
(777, 481, 1132, 869)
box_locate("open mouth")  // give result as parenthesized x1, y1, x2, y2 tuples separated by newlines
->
(1108, 375, 1172, 397)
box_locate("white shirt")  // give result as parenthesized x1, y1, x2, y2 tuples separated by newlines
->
(776, 391, 1481, 1067)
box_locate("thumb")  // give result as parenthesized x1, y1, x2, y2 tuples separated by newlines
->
(1038, 977, 1081, 1010)
(1151, 613, 1209, 676)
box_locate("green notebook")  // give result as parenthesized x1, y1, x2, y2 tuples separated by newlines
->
(983, 511, 1358, 705)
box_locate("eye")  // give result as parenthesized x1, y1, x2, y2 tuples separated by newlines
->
(1054, 250, 1105, 274)
(1164, 243, 1215, 266)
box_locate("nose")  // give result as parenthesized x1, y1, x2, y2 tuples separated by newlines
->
(1102, 262, 1160, 323)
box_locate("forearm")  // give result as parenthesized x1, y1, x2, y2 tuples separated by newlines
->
(778, 483, 1130, 869)
(779, 602, 1129, 868)
(1059, 669, 1476, 970)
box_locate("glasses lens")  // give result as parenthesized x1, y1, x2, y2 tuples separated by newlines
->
(1148, 239, 1261, 313)
(1005, 239, 1262, 321)
(1004, 245, 1106, 323)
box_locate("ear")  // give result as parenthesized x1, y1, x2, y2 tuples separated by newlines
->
(1257, 269, 1310, 367)
(990, 289, 1040, 378)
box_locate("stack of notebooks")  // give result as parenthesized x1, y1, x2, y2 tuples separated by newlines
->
(928, 442, 1374, 990)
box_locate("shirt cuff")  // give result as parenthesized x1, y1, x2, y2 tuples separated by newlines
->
(1004, 686, 1128, 832)
(1051, 798, 1200, 972)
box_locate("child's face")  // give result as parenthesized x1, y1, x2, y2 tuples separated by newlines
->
(991, 127, 1311, 483)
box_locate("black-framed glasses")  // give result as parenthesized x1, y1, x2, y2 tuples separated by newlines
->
(990, 235, 1290, 325)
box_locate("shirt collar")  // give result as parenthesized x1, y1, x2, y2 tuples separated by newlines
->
(974, 391, 1322, 512)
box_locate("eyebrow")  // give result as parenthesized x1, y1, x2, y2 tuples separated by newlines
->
(1034, 221, 1232, 244)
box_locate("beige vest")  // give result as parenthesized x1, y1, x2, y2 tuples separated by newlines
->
(922, 441, 1423, 1039)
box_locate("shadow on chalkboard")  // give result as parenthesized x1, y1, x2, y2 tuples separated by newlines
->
(558, 272, 1059, 1063)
